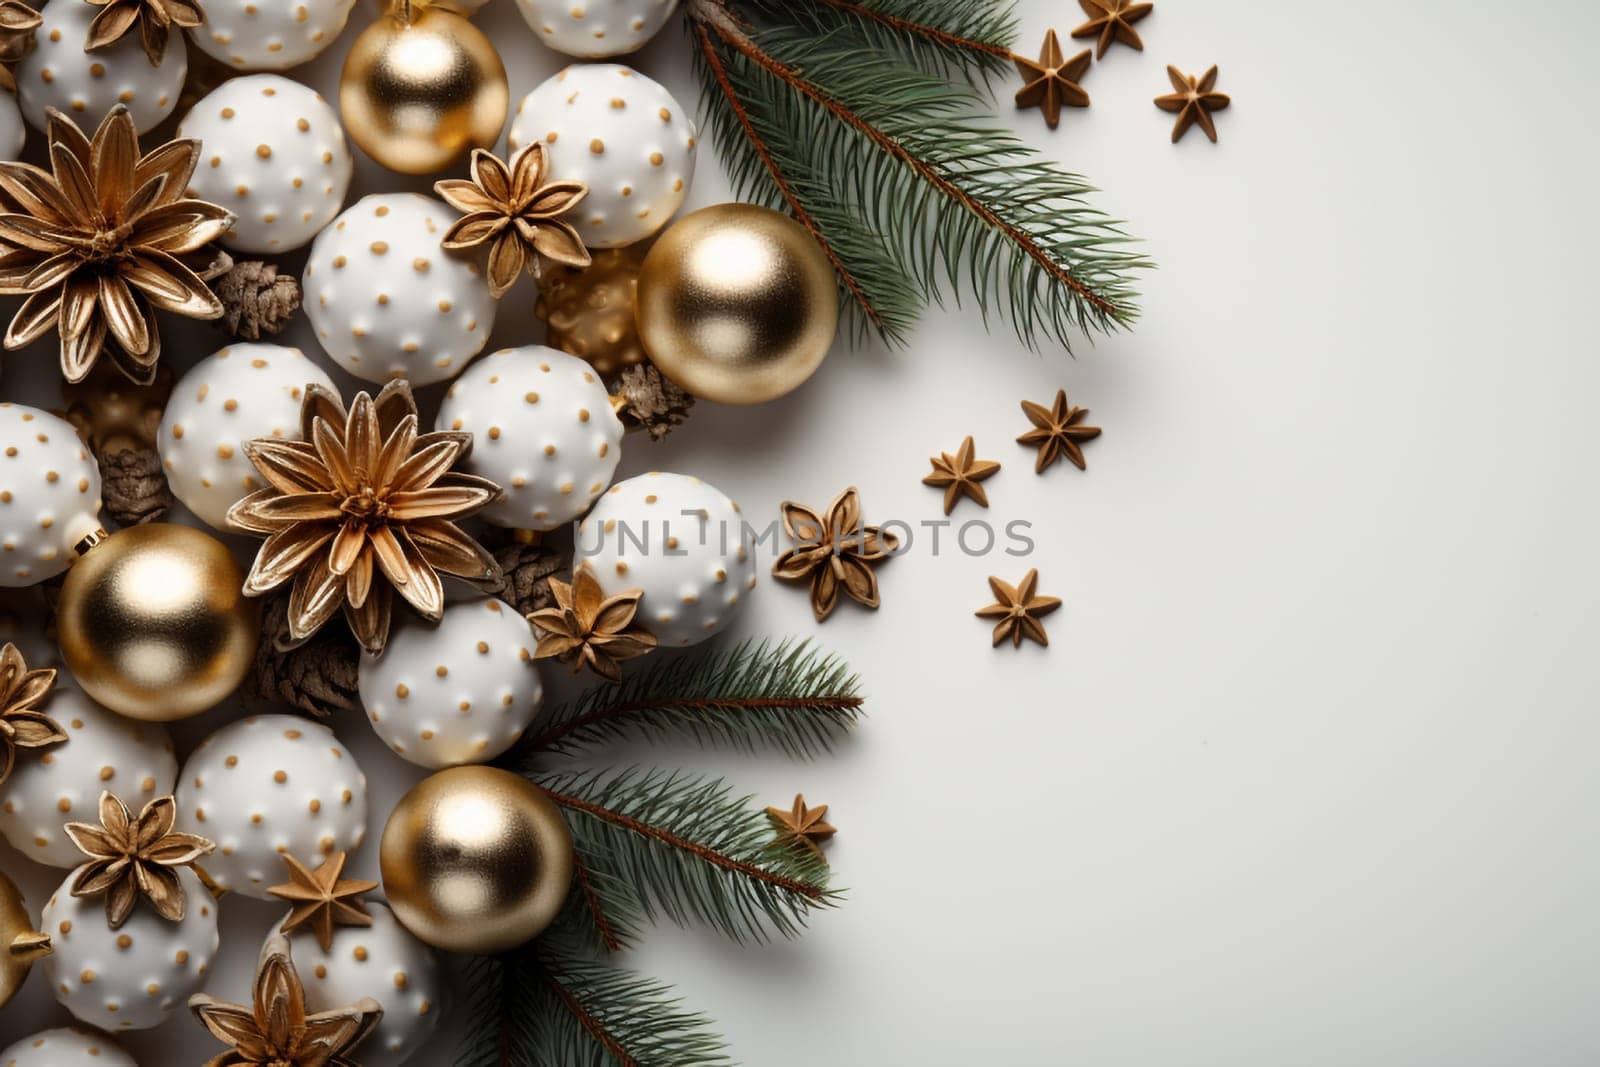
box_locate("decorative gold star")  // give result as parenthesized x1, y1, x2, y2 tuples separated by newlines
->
(1017, 389, 1101, 473)
(267, 852, 378, 953)
(1013, 30, 1092, 129)
(1154, 64, 1230, 143)
(766, 795, 836, 857)
(922, 436, 1001, 515)
(1071, 0, 1154, 59)
(976, 569, 1063, 648)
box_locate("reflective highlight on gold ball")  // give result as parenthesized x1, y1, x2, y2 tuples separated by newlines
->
(636, 203, 840, 405)
(339, 4, 509, 175)
(380, 766, 574, 954)
(55, 524, 259, 721)
(1, 869, 50, 1009)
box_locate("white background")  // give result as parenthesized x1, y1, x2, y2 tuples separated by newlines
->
(4, 0, 1599, 1064)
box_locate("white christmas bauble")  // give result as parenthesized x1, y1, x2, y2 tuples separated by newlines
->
(188, 0, 358, 71)
(304, 193, 497, 386)
(1, 91, 24, 160)
(507, 64, 695, 248)
(515, 0, 679, 58)
(437, 0, 494, 12)
(17, 0, 186, 135)
(158, 344, 337, 531)
(0, 1027, 138, 1066)
(174, 715, 368, 899)
(0, 404, 102, 588)
(175, 75, 353, 253)
(40, 866, 219, 1032)
(357, 596, 543, 769)
(279, 902, 442, 1067)
(0, 688, 176, 868)
(575, 472, 756, 647)
(435, 346, 622, 531)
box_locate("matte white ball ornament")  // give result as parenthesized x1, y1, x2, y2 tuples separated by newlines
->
(436, 346, 623, 531)
(0, 1027, 138, 1067)
(515, 0, 679, 58)
(0, 91, 24, 160)
(174, 715, 369, 899)
(188, 0, 359, 71)
(0, 404, 103, 588)
(303, 193, 497, 385)
(507, 64, 695, 248)
(158, 344, 337, 531)
(17, 0, 186, 134)
(176, 75, 353, 253)
(575, 472, 757, 647)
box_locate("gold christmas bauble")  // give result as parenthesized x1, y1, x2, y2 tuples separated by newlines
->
(380, 766, 574, 954)
(536, 248, 647, 377)
(55, 524, 259, 721)
(636, 203, 839, 405)
(339, 2, 508, 175)
(1, 870, 50, 1009)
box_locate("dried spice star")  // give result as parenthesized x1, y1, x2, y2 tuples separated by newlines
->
(0, 106, 234, 385)
(1071, 0, 1154, 59)
(190, 933, 383, 1067)
(1013, 30, 1092, 129)
(529, 564, 657, 682)
(766, 794, 836, 857)
(1018, 389, 1101, 473)
(64, 791, 214, 929)
(435, 143, 590, 299)
(976, 569, 1063, 648)
(773, 487, 899, 622)
(0, 0, 41, 94)
(267, 852, 378, 954)
(922, 436, 1001, 515)
(0, 641, 62, 787)
(85, 0, 203, 67)
(1155, 64, 1231, 144)
(227, 380, 504, 656)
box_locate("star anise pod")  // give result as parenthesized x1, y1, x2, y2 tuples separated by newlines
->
(1017, 389, 1101, 473)
(0, 106, 233, 385)
(267, 852, 377, 954)
(765, 794, 836, 857)
(435, 143, 590, 299)
(1154, 65, 1231, 144)
(1070, 0, 1154, 59)
(228, 381, 504, 656)
(976, 568, 1063, 648)
(0, 641, 62, 787)
(1013, 30, 1092, 129)
(85, 0, 203, 67)
(922, 435, 1001, 515)
(64, 791, 214, 929)
(0, 0, 41, 94)
(530, 565, 657, 682)
(773, 487, 899, 621)
(190, 934, 382, 1067)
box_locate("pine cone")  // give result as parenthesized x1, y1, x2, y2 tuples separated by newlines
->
(216, 260, 301, 340)
(98, 447, 173, 527)
(485, 538, 568, 616)
(248, 594, 359, 717)
(613, 363, 694, 440)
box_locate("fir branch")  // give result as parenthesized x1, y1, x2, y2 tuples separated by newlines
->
(522, 638, 864, 759)
(535, 768, 836, 948)
(751, 0, 1017, 80)
(454, 953, 536, 1067)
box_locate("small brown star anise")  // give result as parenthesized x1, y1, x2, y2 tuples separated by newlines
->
(85, 0, 203, 66)
(0, 0, 42, 94)
(1155, 65, 1231, 144)
(1071, 0, 1154, 59)
(530, 565, 657, 682)
(976, 569, 1063, 649)
(64, 791, 214, 929)
(773, 487, 899, 621)
(1013, 30, 1092, 129)
(766, 794, 836, 858)
(1017, 389, 1101, 473)
(190, 934, 382, 1067)
(0, 641, 62, 787)
(267, 852, 378, 953)
(435, 143, 590, 299)
(228, 381, 504, 656)
(922, 436, 1001, 515)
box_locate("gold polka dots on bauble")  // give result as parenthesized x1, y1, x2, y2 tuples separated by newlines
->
(16, 0, 187, 135)
(190, 0, 359, 71)
(514, 0, 679, 58)
(0, 405, 103, 588)
(0, 1026, 139, 1065)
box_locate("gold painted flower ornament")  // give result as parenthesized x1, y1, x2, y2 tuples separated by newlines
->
(85, 0, 204, 66)
(228, 380, 504, 656)
(529, 564, 657, 681)
(0, 641, 62, 786)
(64, 791, 215, 928)
(0, 0, 41, 93)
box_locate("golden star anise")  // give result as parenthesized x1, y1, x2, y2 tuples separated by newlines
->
(976, 568, 1063, 648)
(0, 0, 41, 94)
(64, 791, 215, 929)
(85, 0, 203, 66)
(0, 106, 233, 385)
(1017, 389, 1101, 473)
(1071, 0, 1154, 59)
(228, 381, 504, 656)
(191, 934, 382, 1067)
(0, 641, 62, 787)
(1013, 30, 1092, 129)
(267, 852, 378, 954)
(530, 564, 657, 682)
(773, 487, 899, 622)
(435, 143, 590, 299)
(922, 435, 1001, 515)
(765, 794, 836, 858)
(1155, 65, 1231, 144)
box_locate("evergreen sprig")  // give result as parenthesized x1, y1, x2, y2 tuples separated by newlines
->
(523, 638, 864, 759)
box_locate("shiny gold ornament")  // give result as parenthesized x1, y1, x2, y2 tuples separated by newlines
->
(380, 766, 573, 954)
(339, 1, 508, 176)
(536, 247, 647, 377)
(637, 204, 839, 405)
(55, 524, 259, 720)
(63, 360, 173, 455)
(1, 869, 51, 1009)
